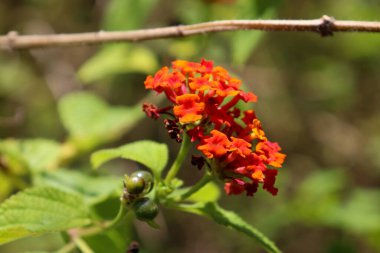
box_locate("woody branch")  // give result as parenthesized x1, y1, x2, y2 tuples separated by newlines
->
(1, 15, 380, 50)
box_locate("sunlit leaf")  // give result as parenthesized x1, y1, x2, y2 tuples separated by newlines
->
(23, 251, 50, 253)
(186, 182, 221, 203)
(0, 139, 60, 173)
(0, 172, 13, 201)
(84, 211, 134, 253)
(338, 189, 380, 233)
(0, 187, 91, 245)
(231, 6, 276, 65)
(76, 0, 159, 83)
(196, 202, 280, 253)
(103, 0, 157, 31)
(291, 169, 346, 225)
(77, 45, 158, 83)
(91, 140, 168, 179)
(34, 170, 121, 205)
(58, 92, 143, 150)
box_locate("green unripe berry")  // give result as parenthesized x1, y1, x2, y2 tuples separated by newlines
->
(130, 171, 153, 194)
(133, 197, 158, 221)
(125, 176, 145, 195)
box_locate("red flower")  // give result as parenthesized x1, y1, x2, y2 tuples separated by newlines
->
(224, 179, 245, 195)
(172, 60, 201, 75)
(256, 141, 286, 168)
(230, 137, 251, 157)
(197, 130, 231, 159)
(187, 126, 205, 142)
(143, 59, 285, 197)
(188, 76, 215, 92)
(144, 67, 169, 92)
(142, 103, 161, 120)
(173, 94, 205, 124)
(145, 67, 186, 103)
(263, 170, 278, 195)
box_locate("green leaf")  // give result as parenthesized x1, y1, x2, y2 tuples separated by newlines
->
(186, 182, 221, 202)
(103, 0, 157, 31)
(34, 170, 121, 205)
(0, 186, 91, 245)
(84, 210, 134, 253)
(58, 92, 143, 150)
(195, 202, 281, 253)
(231, 31, 263, 66)
(231, 4, 277, 65)
(291, 169, 346, 225)
(77, 44, 158, 83)
(23, 252, 50, 253)
(77, 0, 159, 83)
(172, 181, 220, 203)
(338, 189, 380, 233)
(0, 139, 61, 173)
(91, 140, 168, 178)
(84, 233, 126, 253)
(0, 171, 13, 201)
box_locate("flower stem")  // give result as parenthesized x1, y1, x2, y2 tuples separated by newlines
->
(180, 173, 213, 200)
(164, 133, 191, 185)
(73, 237, 94, 253)
(106, 201, 128, 231)
(77, 201, 129, 238)
(56, 242, 76, 253)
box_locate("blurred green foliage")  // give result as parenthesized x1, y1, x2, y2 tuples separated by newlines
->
(0, 186, 91, 245)
(1, 0, 380, 252)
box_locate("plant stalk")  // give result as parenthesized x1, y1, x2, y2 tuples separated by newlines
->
(73, 237, 94, 253)
(180, 173, 213, 200)
(164, 133, 191, 185)
(77, 200, 129, 238)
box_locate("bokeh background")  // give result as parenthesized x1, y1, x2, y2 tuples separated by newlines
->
(1, 0, 380, 252)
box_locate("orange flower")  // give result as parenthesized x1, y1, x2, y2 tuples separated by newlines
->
(188, 76, 214, 92)
(173, 94, 205, 124)
(211, 66, 230, 81)
(230, 137, 252, 158)
(251, 170, 265, 182)
(144, 67, 170, 92)
(241, 110, 266, 141)
(251, 119, 267, 141)
(172, 59, 213, 75)
(197, 130, 231, 158)
(240, 91, 258, 103)
(256, 141, 286, 168)
(144, 67, 186, 102)
(143, 59, 285, 197)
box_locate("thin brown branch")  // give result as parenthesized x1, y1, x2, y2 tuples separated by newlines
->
(1, 15, 380, 50)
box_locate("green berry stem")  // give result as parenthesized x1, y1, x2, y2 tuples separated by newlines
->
(106, 201, 129, 231)
(180, 173, 213, 200)
(73, 237, 94, 253)
(55, 241, 76, 253)
(56, 188, 131, 253)
(75, 201, 129, 238)
(164, 133, 191, 185)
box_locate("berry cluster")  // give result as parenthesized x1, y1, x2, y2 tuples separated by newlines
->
(143, 59, 285, 196)
(123, 171, 158, 222)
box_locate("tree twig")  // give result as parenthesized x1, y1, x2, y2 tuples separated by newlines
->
(1, 15, 380, 50)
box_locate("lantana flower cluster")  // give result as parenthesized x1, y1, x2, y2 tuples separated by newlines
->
(143, 59, 285, 196)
